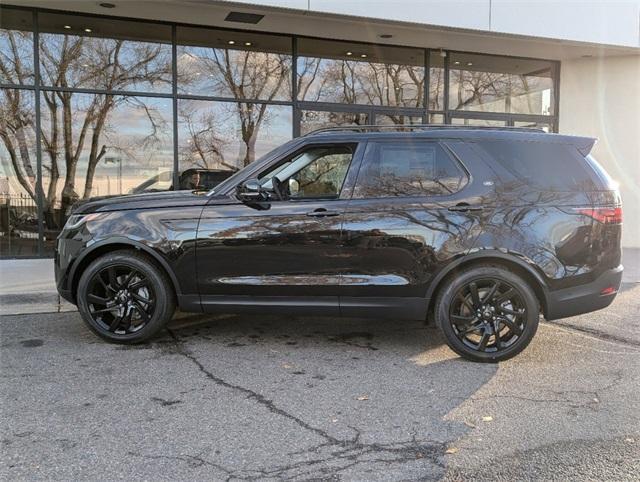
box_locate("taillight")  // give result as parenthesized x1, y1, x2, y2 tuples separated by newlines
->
(574, 206, 622, 224)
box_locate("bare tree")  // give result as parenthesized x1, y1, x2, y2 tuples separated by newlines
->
(40, 34, 171, 217)
(185, 47, 290, 167)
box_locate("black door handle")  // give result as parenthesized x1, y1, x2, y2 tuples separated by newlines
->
(448, 203, 484, 213)
(306, 208, 340, 218)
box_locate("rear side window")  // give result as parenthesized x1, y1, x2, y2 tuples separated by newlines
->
(475, 140, 598, 191)
(353, 141, 467, 198)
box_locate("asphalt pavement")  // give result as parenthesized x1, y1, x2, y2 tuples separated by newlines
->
(1, 283, 639, 480)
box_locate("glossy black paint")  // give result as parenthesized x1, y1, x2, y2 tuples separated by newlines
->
(55, 129, 623, 322)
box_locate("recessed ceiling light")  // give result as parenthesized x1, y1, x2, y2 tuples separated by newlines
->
(345, 51, 353, 56)
(84, 28, 92, 33)
(244, 41, 252, 46)
(63, 25, 72, 29)
(227, 40, 235, 45)
(360, 54, 367, 58)
(454, 61, 460, 65)
(467, 62, 473, 66)
(99, 2, 116, 8)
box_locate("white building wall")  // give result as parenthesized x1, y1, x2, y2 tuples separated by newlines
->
(225, 0, 640, 47)
(560, 55, 640, 248)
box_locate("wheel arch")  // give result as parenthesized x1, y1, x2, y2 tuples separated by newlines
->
(426, 251, 550, 318)
(69, 238, 182, 303)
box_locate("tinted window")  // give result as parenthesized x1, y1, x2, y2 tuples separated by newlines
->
(475, 140, 597, 191)
(260, 145, 354, 199)
(353, 141, 466, 198)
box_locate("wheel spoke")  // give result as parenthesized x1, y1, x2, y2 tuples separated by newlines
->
(96, 273, 110, 292)
(87, 294, 109, 306)
(133, 301, 149, 322)
(120, 309, 133, 332)
(107, 267, 120, 291)
(129, 278, 149, 290)
(478, 331, 490, 351)
(495, 288, 515, 304)
(92, 306, 118, 315)
(462, 323, 483, 334)
(494, 330, 502, 350)
(109, 313, 124, 331)
(456, 294, 474, 312)
(482, 282, 499, 304)
(469, 282, 481, 308)
(451, 314, 475, 325)
(131, 292, 151, 304)
(122, 270, 138, 289)
(499, 317, 523, 336)
(498, 306, 524, 317)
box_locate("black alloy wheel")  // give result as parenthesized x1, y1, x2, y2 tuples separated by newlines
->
(77, 250, 176, 343)
(435, 265, 539, 362)
(85, 265, 155, 335)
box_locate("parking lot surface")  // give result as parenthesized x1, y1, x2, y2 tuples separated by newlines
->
(1, 284, 639, 480)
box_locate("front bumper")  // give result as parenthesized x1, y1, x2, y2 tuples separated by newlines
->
(545, 265, 623, 320)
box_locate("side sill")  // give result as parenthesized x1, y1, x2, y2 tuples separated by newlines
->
(199, 295, 340, 317)
(177, 294, 203, 313)
(340, 297, 428, 320)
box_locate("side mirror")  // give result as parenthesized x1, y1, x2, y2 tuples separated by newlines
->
(236, 178, 269, 203)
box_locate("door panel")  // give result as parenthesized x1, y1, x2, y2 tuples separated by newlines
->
(197, 199, 348, 304)
(339, 139, 491, 313)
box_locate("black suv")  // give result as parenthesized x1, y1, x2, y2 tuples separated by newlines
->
(55, 126, 623, 362)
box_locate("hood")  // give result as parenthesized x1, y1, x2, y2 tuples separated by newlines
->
(72, 190, 212, 214)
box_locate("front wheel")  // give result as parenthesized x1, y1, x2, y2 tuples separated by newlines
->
(435, 265, 539, 362)
(76, 250, 176, 344)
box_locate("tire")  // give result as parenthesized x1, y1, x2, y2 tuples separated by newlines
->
(435, 264, 539, 362)
(77, 250, 176, 344)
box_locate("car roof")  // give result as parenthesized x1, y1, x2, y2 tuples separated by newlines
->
(302, 126, 596, 155)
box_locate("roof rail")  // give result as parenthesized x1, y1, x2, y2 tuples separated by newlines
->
(304, 124, 546, 136)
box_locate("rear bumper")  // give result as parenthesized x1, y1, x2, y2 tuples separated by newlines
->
(545, 265, 623, 320)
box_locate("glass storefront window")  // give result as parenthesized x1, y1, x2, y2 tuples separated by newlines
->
(178, 99, 292, 173)
(297, 38, 425, 108)
(429, 51, 445, 111)
(39, 93, 173, 251)
(514, 120, 553, 132)
(0, 88, 38, 256)
(38, 13, 172, 94)
(177, 27, 292, 101)
(451, 117, 508, 127)
(449, 52, 554, 115)
(375, 113, 423, 126)
(0, 5, 561, 258)
(299, 110, 368, 135)
(0, 8, 35, 86)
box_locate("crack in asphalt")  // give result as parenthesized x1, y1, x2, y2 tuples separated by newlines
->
(165, 329, 448, 479)
(542, 321, 640, 348)
(470, 370, 625, 412)
(167, 328, 340, 445)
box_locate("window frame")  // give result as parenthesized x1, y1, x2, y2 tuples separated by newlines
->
(351, 138, 470, 201)
(255, 141, 361, 202)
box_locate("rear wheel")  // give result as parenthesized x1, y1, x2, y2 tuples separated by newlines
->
(435, 265, 539, 362)
(77, 250, 176, 343)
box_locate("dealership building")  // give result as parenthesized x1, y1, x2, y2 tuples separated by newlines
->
(0, 0, 638, 258)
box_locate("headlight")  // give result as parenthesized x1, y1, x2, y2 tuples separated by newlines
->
(64, 213, 103, 230)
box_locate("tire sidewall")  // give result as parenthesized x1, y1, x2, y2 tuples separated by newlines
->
(77, 252, 173, 343)
(436, 266, 539, 362)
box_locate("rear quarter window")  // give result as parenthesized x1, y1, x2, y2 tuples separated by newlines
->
(474, 139, 598, 192)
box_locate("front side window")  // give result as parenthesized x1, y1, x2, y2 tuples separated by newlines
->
(353, 141, 467, 198)
(260, 145, 354, 199)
